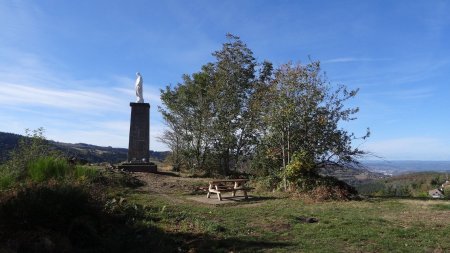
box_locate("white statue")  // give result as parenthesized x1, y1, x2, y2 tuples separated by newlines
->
(135, 72, 144, 103)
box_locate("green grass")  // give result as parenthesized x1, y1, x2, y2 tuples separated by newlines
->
(27, 156, 99, 183)
(432, 203, 450, 211)
(121, 190, 450, 252)
(0, 170, 15, 190)
(28, 157, 71, 182)
(73, 165, 99, 181)
(1, 168, 449, 252)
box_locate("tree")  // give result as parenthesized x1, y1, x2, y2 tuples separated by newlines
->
(160, 34, 272, 176)
(159, 67, 215, 174)
(257, 61, 369, 187)
(160, 35, 369, 183)
(208, 33, 260, 175)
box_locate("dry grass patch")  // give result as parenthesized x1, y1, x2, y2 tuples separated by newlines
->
(381, 200, 450, 227)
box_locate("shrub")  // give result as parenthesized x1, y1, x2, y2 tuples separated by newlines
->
(28, 157, 70, 182)
(284, 151, 315, 182)
(0, 169, 16, 190)
(254, 173, 282, 192)
(27, 157, 99, 183)
(444, 185, 450, 199)
(73, 166, 99, 181)
(2, 128, 57, 180)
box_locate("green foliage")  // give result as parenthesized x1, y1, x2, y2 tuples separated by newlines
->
(73, 165, 99, 181)
(159, 34, 269, 176)
(0, 128, 102, 190)
(27, 156, 98, 183)
(356, 172, 450, 198)
(28, 157, 70, 182)
(0, 128, 58, 181)
(0, 170, 15, 190)
(160, 34, 369, 187)
(284, 151, 315, 182)
(253, 173, 283, 192)
(444, 185, 450, 199)
(432, 203, 450, 210)
(257, 61, 369, 179)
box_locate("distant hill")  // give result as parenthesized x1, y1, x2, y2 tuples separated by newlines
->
(319, 166, 388, 186)
(0, 131, 169, 164)
(0, 132, 22, 162)
(362, 160, 450, 175)
(356, 171, 449, 197)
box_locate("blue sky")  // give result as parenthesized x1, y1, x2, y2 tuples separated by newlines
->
(1, 1, 449, 160)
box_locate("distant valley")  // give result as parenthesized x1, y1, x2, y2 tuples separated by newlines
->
(362, 160, 450, 175)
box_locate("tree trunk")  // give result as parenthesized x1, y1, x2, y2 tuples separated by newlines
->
(281, 130, 287, 191)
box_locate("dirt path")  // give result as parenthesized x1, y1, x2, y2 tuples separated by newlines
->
(137, 171, 209, 193)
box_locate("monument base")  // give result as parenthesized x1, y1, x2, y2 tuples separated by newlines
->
(118, 162, 157, 173)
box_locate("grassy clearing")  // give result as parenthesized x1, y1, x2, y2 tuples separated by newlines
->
(1, 167, 449, 252)
(122, 186, 450, 252)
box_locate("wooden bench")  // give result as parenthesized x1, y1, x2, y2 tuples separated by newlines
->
(207, 179, 252, 201)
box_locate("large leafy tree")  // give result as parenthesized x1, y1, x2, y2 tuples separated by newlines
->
(159, 66, 215, 173)
(160, 35, 369, 180)
(209, 34, 259, 175)
(259, 61, 369, 183)
(159, 34, 269, 175)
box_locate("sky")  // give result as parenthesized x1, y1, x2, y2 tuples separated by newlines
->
(1, 0, 449, 161)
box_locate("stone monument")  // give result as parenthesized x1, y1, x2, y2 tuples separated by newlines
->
(118, 73, 157, 172)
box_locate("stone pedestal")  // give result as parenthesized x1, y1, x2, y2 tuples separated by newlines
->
(119, 102, 157, 173)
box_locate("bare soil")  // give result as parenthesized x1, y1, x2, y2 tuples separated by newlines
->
(133, 167, 211, 195)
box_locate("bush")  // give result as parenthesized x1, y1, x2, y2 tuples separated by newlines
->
(0, 169, 16, 190)
(254, 173, 282, 192)
(284, 151, 315, 182)
(28, 157, 70, 182)
(2, 128, 56, 180)
(27, 157, 99, 184)
(73, 166, 99, 181)
(444, 185, 450, 199)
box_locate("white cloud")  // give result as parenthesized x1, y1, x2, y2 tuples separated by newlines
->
(391, 87, 434, 100)
(323, 57, 391, 64)
(361, 87, 435, 101)
(0, 83, 121, 112)
(0, 48, 168, 150)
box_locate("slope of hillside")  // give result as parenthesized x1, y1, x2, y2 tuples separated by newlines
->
(319, 166, 388, 186)
(362, 160, 450, 175)
(0, 132, 22, 162)
(0, 132, 169, 164)
(356, 172, 449, 197)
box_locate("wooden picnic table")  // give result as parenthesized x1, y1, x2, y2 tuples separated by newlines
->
(207, 179, 252, 201)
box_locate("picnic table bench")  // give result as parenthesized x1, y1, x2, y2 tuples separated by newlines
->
(207, 179, 253, 201)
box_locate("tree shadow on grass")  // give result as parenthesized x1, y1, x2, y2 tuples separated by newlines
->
(0, 184, 290, 253)
(172, 232, 291, 253)
(364, 195, 444, 202)
(218, 195, 280, 203)
(155, 171, 181, 177)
